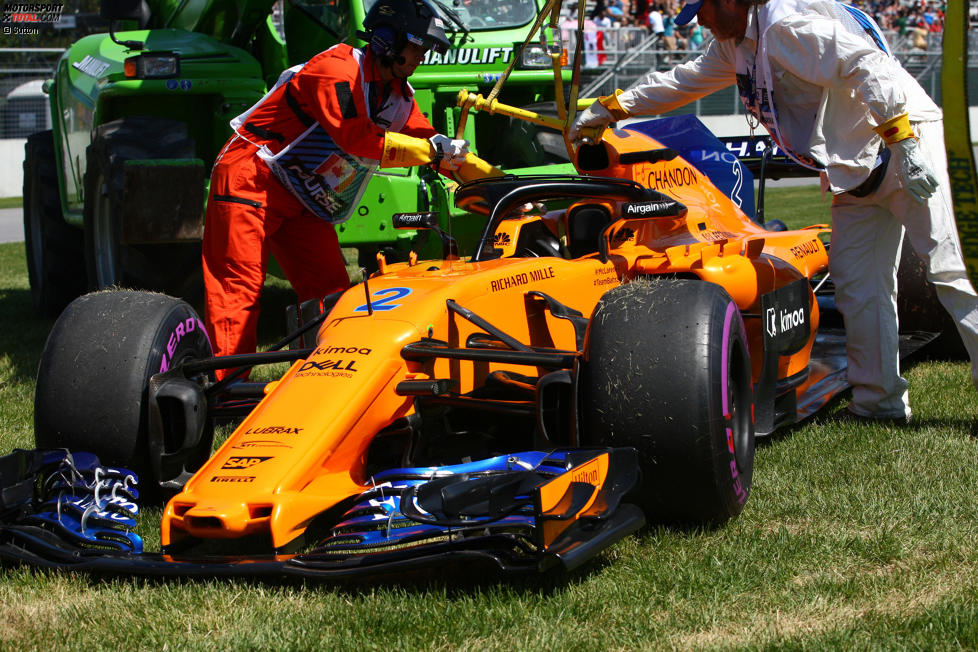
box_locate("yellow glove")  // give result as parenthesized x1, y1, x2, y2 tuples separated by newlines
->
(452, 153, 505, 183)
(381, 132, 502, 181)
(597, 89, 631, 120)
(381, 132, 435, 168)
(569, 90, 630, 145)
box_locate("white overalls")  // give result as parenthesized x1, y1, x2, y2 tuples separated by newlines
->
(614, 0, 978, 418)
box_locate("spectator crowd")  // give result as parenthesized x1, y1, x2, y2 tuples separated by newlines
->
(561, 0, 950, 65)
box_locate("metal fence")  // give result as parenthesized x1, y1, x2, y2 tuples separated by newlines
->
(0, 48, 62, 138)
(580, 27, 978, 114)
(0, 28, 975, 140)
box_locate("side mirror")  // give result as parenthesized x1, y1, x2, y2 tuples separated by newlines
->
(391, 212, 458, 260)
(100, 0, 149, 50)
(392, 212, 440, 230)
(100, 0, 150, 24)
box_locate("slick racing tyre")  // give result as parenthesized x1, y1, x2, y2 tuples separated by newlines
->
(581, 278, 754, 526)
(897, 234, 966, 359)
(83, 116, 201, 297)
(23, 130, 86, 318)
(34, 290, 214, 502)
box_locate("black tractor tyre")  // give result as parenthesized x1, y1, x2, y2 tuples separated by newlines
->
(581, 278, 754, 526)
(83, 116, 201, 297)
(475, 101, 570, 168)
(897, 235, 967, 359)
(23, 130, 86, 318)
(503, 105, 570, 167)
(34, 290, 214, 502)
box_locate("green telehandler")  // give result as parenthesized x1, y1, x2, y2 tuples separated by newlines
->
(24, 0, 572, 316)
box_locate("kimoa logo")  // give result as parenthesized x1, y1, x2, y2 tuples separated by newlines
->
(312, 346, 372, 356)
(766, 306, 806, 338)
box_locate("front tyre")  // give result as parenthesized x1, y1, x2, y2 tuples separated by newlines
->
(581, 278, 754, 526)
(34, 290, 214, 502)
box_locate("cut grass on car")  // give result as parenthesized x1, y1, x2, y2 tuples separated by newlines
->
(1, 185, 978, 649)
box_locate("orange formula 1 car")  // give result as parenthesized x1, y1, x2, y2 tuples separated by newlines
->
(0, 122, 936, 579)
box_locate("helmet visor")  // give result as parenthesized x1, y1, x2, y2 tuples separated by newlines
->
(406, 30, 449, 54)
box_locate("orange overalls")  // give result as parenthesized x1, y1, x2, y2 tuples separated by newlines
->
(202, 45, 438, 376)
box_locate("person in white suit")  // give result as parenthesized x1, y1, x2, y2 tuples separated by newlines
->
(571, 0, 978, 423)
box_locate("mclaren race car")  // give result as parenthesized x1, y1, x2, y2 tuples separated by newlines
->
(4, 111, 941, 580)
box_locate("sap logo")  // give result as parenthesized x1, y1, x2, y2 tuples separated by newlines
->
(766, 307, 806, 338)
(221, 456, 272, 470)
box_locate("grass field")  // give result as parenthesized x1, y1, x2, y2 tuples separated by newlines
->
(2, 187, 978, 649)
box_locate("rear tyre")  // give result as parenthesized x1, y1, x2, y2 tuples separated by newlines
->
(897, 234, 966, 359)
(83, 116, 201, 297)
(34, 290, 214, 502)
(23, 130, 86, 318)
(581, 278, 754, 525)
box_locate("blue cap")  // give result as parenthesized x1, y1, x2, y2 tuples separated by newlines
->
(675, 0, 704, 25)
